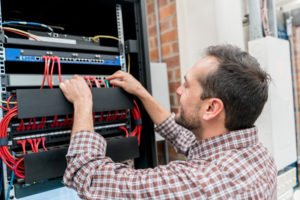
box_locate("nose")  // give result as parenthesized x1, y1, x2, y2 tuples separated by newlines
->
(176, 85, 183, 96)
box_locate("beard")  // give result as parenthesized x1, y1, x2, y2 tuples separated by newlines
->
(175, 106, 202, 132)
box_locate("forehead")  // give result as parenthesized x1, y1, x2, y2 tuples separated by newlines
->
(186, 56, 219, 82)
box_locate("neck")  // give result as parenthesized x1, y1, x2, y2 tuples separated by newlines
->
(194, 123, 228, 140)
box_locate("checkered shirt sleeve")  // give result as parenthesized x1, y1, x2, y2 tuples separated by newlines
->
(155, 113, 197, 156)
(64, 132, 206, 199)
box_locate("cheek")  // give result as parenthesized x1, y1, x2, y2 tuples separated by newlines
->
(178, 93, 187, 107)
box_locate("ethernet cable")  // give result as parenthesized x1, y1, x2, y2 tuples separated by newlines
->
(2, 27, 40, 40)
(3, 21, 53, 32)
(91, 34, 131, 73)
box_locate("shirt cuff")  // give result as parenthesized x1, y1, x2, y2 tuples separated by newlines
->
(66, 131, 107, 158)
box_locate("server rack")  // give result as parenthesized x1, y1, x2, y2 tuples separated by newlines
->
(0, 0, 156, 199)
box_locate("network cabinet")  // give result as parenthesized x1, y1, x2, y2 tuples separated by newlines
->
(0, 0, 156, 199)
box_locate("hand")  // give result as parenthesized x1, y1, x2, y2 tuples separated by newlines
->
(59, 75, 92, 107)
(107, 71, 148, 98)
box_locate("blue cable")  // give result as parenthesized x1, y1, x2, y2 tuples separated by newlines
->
(3, 21, 53, 32)
(5, 169, 14, 200)
(5, 152, 15, 200)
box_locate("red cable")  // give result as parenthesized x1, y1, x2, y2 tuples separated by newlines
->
(26, 118, 33, 131)
(130, 100, 142, 145)
(17, 140, 26, 154)
(91, 77, 100, 88)
(119, 126, 129, 137)
(63, 115, 69, 127)
(106, 112, 111, 122)
(112, 110, 118, 121)
(0, 106, 25, 177)
(99, 112, 103, 122)
(31, 118, 37, 130)
(14, 158, 25, 179)
(3, 28, 38, 41)
(54, 56, 62, 83)
(27, 139, 36, 153)
(84, 76, 92, 88)
(0, 106, 8, 111)
(33, 138, 38, 152)
(16, 119, 25, 132)
(6, 95, 15, 111)
(40, 56, 49, 89)
(37, 117, 46, 130)
(50, 115, 59, 128)
(49, 56, 56, 89)
(36, 138, 41, 151)
(41, 137, 47, 151)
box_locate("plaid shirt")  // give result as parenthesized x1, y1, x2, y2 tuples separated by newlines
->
(64, 114, 277, 200)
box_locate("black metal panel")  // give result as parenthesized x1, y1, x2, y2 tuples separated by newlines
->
(15, 179, 64, 199)
(24, 147, 68, 184)
(106, 136, 139, 162)
(17, 88, 133, 118)
(24, 136, 139, 184)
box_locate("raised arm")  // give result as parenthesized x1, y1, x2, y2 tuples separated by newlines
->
(107, 70, 171, 125)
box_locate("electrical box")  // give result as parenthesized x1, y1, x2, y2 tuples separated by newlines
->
(249, 36, 297, 171)
(0, 0, 157, 199)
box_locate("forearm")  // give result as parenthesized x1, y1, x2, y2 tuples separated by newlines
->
(107, 71, 171, 125)
(71, 101, 94, 136)
(137, 89, 171, 125)
(155, 113, 196, 156)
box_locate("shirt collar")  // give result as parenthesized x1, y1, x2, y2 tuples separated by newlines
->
(188, 127, 259, 160)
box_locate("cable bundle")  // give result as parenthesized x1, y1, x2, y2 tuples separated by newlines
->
(130, 100, 142, 144)
(118, 100, 142, 145)
(41, 56, 62, 89)
(84, 76, 110, 88)
(0, 106, 25, 178)
(3, 21, 54, 32)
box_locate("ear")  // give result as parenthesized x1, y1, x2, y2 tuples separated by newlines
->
(202, 98, 224, 121)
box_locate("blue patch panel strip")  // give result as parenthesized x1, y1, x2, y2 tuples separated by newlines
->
(5, 48, 121, 66)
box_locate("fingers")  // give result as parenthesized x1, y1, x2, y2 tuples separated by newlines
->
(73, 74, 80, 79)
(59, 79, 69, 90)
(72, 74, 85, 82)
(109, 79, 124, 87)
(59, 82, 65, 91)
(106, 70, 126, 80)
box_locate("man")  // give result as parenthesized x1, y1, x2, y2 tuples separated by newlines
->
(60, 45, 277, 199)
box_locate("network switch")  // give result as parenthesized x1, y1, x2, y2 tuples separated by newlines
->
(5, 48, 121, 66)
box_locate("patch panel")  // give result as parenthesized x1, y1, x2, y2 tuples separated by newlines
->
(6, 74, 107, 87)
(11, 122, 128, 146)
(5, 48, 121, 66)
